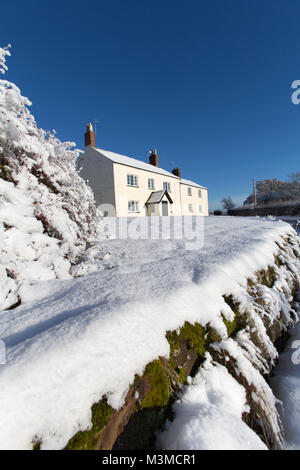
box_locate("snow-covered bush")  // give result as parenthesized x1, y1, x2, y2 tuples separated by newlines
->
(0, 45, 97, 311)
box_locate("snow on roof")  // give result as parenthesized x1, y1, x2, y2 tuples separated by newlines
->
(94, 148, 178, 178)
(94, 148, 206, 189)
(180, 178, 207, 190)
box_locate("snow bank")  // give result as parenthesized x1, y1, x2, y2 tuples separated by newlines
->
(0, 217, 298, 449)
(156, 355, 267, 450)
(270, 301, 300, 450)
(156, 220, 300, 450)
(0, 45, 98, 311)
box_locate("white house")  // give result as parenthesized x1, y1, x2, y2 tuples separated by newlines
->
(79, 124, 208, 217)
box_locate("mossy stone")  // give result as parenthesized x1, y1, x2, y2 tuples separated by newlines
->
(64, 398, 113, 450)
(140, 359, 170, 409)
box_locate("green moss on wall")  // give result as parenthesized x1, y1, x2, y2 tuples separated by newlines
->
(166, 321, 208, 369)
(64, 398, 113, 450)
(175, 366, 187, 384)
(222, 295, 244, 337)
(179, 322, 207, 356)
(140, 359, 170, 409)
(222, 314, 237, 337)
(166, 330, 181, 360)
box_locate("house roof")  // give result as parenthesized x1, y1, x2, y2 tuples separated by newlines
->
(146, 190, 173, 204)
(94, 148, 178, 178)
(180, 178, 207, 190)
(92, 147, 207, 189)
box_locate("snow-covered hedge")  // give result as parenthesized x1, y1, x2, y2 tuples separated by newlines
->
(0, 45, 97, 311)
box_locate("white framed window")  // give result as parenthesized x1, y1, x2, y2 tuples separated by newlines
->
(188, 203, 193, 213)
(127, 174, 138, 187)
(198, 189, 202, 198)
(198, 204, 203, 214)
(187, 187, 192, 196)
(163, 181, 171, 192)
(148, 178, 155, 189)
(128, 200, 139, 212)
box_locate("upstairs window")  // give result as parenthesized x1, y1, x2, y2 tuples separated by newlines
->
(198, 189, 202, 198)
(199, 204, 203, 213)
(148, 178, 155, 189)
(128, 200, 139, 212)
(187, 187, 192, 196)
(188, 204, 193, 213)
(163, 181, 171, 192)
(127, 174, 138, 187)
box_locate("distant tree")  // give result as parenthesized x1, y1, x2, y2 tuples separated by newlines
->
(221, 197, 236, 212)
(243, 194, 254, 206)
(243, 176, 300, 206)
(289, 172, 300, 183)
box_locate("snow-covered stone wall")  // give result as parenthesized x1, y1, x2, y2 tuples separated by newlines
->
(0, 217, 299, 450)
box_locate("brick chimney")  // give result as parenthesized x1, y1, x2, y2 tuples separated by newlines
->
(172, 167, 181, 178)
(84, 123, 96, 147)
(149, 149, 159, 167)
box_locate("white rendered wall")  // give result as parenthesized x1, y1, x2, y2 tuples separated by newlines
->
(79, 146, 116, 213)
(180, 183, 209, 216)
(113, 163, 182, 217)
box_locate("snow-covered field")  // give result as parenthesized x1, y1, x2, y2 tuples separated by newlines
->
(0, 216, 299, 450)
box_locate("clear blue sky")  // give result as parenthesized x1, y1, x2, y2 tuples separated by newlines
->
(2, 0, 300, 209)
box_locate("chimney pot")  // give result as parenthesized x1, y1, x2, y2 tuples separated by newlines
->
(172, 167, 181, 178)
(84, 123, 96, 147)
(149, 149, 159, 167)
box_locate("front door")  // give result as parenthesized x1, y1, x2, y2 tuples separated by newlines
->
(162, 201, 168, 216)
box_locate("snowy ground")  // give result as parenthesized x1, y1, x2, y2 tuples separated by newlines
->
(275, 216, 300, 234)
(270, 297, 300, 450)
(0, 216, 298, 450)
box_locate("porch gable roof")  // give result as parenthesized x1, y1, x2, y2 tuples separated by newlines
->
(146, 190, 173, 204)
